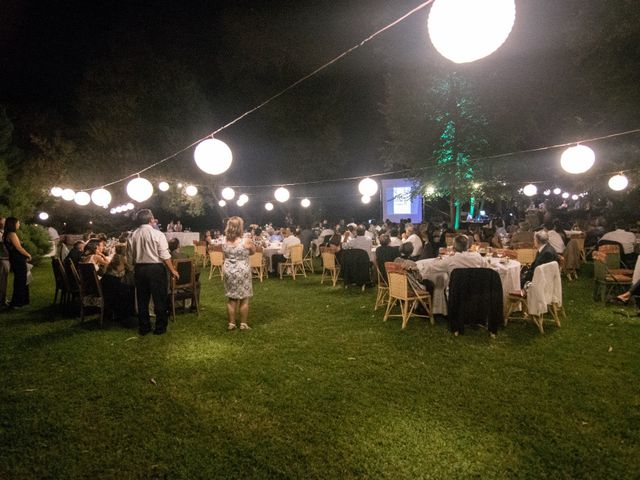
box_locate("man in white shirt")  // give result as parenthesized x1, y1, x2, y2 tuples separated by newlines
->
(546, 227, 565, 254)
(402, 223, 423, 258)
(430, 235, 485, 274)
(344, 225, 374, 261)
(271, 228, 301, 275)
(601, 225, 636, 255)
(127, 209, 179, 336)
(388, 227, 403, 248)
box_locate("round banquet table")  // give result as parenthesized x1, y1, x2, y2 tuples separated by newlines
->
(263, 242, 282, 272)
(415, 257, 521, 316)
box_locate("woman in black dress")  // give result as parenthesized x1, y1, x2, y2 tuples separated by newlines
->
(3, 217, 31, 308)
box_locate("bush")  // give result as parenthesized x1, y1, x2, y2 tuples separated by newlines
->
(19, 224, 52, 265)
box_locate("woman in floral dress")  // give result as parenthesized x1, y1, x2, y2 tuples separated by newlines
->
(222, 216, 256, 330)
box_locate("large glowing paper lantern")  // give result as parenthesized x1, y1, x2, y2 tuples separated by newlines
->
(561, 145, 595, 174)
(265, 202, 274, 211)
(523, 184, 537, 197)
(238, 194, 249, 204)
(38, 212, 49, 221)
(158, 181, 170, 192)
(126, 177, 154, 202)
(61, 188, 75, 201)
(185, 185, 198, 197)
(301, 198, 311, 208)
(361, 195, 371, 204)
(427, 0, 516, 64)
(553, 188, 561, 195)
(218, 200, 226, 207)
(358, 178, 378, 197)
(74, 191, 91, 206)
(91, 188, 112, 207)
(274, 187, 290, 203)
(221, 187, 235, 200)
(236, 199, 245, 207)
(562, 192, 570, 199)
(51, 187, 63, 197)
(571, 194, 579, 200)
(194, 139, 233, 175)
(608, 174, 628, 191)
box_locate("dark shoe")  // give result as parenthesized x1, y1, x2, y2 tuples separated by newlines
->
(153, 329, 167, 335)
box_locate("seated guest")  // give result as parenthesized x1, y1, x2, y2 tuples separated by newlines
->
(344, 225, 374, 261)
(401, 223, 423, 258)
(430, 235, 486, 274)
(393, 243, 434, 298)
(485, 227, 503, 249)
(553, 220, 569, 246)
(80, 239, 110, 274)
(204, 230, 213, 244)
(375, 234, 400, 281)
(520, 230, 557, 287)
(319, 222, 334, 240)
(298, 224, 315, 256)
(511, 222, 534, 247)
(65, 241, 85, 266)
(545, 223, 565, 255)
(388, 227, 403, 248)
(601, 223, 636, 256)
(168, 238, 187, 259)
(271, 227, 301, 275)
(326, 234, 342, 255)
(417, 223, 436, 260)
(269, 229, 283, 243)
(252, 228, 268, 248)
(101, 254, 135, 322)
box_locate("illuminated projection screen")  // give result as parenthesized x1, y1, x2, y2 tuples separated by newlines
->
(381, 179, 423, 223)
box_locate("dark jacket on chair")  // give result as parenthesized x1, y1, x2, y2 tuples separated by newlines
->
(448, 268, 503, 335)
(340, 249, 371, 287)
(521, 243, 557, 286)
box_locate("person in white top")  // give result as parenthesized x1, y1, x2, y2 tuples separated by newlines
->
(344, 225, 374, 261)
(388, 227, 403, 248)
(430, 235, 485, 274)
(127, 209, 179, 336)
(402, 223, 423, 258)
(546, 228, 565, 255)
(271, 227, 301, 275)
(601, 225, 636, 255)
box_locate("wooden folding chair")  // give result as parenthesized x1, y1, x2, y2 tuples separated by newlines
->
(194, 242, 209, 268)
(51, 257, 70, 310)
(208, 245, 224, 280)
(320, 250, 340, 287)
(383, 264, 433, 329)
(76, 262, 105, 326)
(279, 244, 306, 279)
(592, 252, 632, 302)
(374, 262, 389, 311)
(170, 259, 199, 321)
(516, 248, 537, 268)
(250, 248, 265, 282)
(302, 248, 315, 273)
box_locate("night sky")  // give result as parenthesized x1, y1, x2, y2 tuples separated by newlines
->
(1, 0, 639, 224)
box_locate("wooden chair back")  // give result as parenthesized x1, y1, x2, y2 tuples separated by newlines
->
(289, 244, 304, 263)
(516, 248, 537, 266)
(387, 271, 410, 300)
(249, 251, 263, 268)
(173, 259, 195, 290)
(322, 251, 337, 269)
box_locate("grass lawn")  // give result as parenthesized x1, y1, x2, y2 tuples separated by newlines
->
(1, 260, 639, 479)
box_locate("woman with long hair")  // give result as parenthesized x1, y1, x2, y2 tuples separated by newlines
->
(222, 216, 256, 330)
(80, 239, 110, 274)
(3, 217, 31, 308)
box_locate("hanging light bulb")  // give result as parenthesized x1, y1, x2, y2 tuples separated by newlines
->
(571, 194, 579, 200)
(523, 184, 537, 197)
(427, 0, 516, 64)
(126, 203, 134, 210)
(218, 199, 226, 207)
(126, 177, 154, 202)
(61, 188, 75, 201)
(38, 212, 49, 221)
(194, 138, 233, 175)
(543, 189, 551, 196)
(553, 188, 562, 195)
(51, 187, 63, 197)
(110, 208, 117, 214)
(561, 145, 595, 174)
(185, 185, 198, 197)
(608, 174, 628, 191)
(274, 187, 290, 202)
(361, 195, 371, 204)
(300, 198, 311, 208)
(74, 191, 91, 206)
(221, 187, 235, 200)
(562, 192, 570, 199)
(265, 202, 274, 211)
(358, 178, 378, 197)
(158, 181, 170, 192)
(91, 188, 112, 207)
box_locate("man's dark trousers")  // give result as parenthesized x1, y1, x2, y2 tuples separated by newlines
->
(135, 263, 169, 333)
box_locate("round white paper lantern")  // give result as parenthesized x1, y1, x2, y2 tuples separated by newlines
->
(218, 200, 226, 207)
(61, 188, 75, 201)
(265, 202, 274, 211)
(51, 187, 63, 197)
(523, 184, 537, 197)
(553, 188, 561, 195)
(608, 174, 628, 191)
(562, 192, 570, 199)
(358, 178, 378, 197)
(194, 138, 233, 175)
(560, 145, 595, 174)
(185, 185, 198, 197)
(301, 198, 311, 208)
(177, 182, 183, 188)
(74, 191, 91, 206)
(110, 208, 117, 214)
(126, 177, 154, 202)
(238, 194, 249, 204)
(236, 199, 245, 207)
(38, 212, 49, 221)
(126, 203, 134, 210)
(428, 0, 516, 64)
(571, 194, 579, 200)
(274, 187, 290, 203)
(158, 181, 170, 192)
(361, 195, 371, 204)
(221, 187, 235, 200)
(91, 188, 112, 207)
(543, 189, 551, 196)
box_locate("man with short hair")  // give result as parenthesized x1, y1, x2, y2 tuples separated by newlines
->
(521, 230, 556, 287)
(344, 225, 374, 261)
(429, 234, 485, 274)
(388, 227, 402, 248)
(127, 209, 179, 336)
(601, 224, 636, 255)
(402, 223, 423, 258)
(271, 227, 301, 275)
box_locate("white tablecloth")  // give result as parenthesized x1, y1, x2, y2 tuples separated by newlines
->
(415, 258, 521, 315)
(263, 243, 282, 271)
(165, 232, 200, 246)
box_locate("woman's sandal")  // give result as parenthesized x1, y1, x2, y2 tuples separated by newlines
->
(227, 323, 237, 331)
(240, 323, 251, 330)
